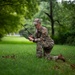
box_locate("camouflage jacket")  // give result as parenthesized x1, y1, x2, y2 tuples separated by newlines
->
(33, 26, 54, 47)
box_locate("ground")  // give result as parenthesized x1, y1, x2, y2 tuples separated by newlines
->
(0, 36, 75, 75)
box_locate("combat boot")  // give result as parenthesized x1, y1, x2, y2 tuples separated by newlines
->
(58, 54, 65, 62)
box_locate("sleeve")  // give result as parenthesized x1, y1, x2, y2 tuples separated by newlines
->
(41, 27, 48, 37)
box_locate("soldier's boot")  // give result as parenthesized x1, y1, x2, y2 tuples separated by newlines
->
(57, 54, 65, 62)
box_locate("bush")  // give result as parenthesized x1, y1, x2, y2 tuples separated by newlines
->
(54, 30, 75, 46)
(53, 32, 67, 44)
(66, 36, 75, 45)
(53, 35, 60, 44)
(65, 30, 75, 45)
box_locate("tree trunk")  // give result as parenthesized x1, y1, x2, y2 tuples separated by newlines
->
(51, 19, 54, 37)
(50, 0, 54, 37)
(44, 0, 55, 38)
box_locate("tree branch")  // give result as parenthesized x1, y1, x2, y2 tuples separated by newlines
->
(54, 20, 63, 26)
(44, 12, 52, 20)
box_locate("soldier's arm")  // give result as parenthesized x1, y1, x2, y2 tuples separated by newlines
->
(42, 27, 48, 36)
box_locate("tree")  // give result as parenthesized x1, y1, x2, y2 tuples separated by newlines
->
(34, 0, 59, 37)
(62, 0, 75, 45)
(0, 0, 39, 39)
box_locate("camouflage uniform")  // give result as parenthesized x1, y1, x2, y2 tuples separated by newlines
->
(33, 26, 58, 60)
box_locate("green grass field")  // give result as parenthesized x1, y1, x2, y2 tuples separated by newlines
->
(0, 36, 33, 44)
(0, 36, 75, 75)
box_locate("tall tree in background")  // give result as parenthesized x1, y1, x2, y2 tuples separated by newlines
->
(34, 0, 57, 37)
(44, 0, 57, 38)
(0, 0, 39, 39)
(50, 0, 54, 37)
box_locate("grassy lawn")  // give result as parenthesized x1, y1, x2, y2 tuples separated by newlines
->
(0, 36, 33, 44)
(0, 36, 75, 75)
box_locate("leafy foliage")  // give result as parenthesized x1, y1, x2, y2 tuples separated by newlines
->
(0, 0, 75, 45)
(0, 0, 39, 39)
(57, 1, 75, 45)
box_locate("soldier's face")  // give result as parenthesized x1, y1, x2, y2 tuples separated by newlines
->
(35, 24, 39, 29)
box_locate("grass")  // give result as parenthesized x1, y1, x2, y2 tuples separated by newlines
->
(0, 36, 75, 75)
(0, 36, 33, 44)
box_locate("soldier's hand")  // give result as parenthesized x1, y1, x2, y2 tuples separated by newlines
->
(29, 35, 33, 37)
(28, 37, 34, 41)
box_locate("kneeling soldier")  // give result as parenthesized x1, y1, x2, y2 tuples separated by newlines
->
(28, 18, 65, 62)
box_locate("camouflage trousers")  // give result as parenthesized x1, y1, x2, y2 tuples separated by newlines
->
(36, 42, 58, 60)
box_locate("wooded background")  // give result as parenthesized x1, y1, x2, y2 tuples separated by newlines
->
(0, 0, 75, 45)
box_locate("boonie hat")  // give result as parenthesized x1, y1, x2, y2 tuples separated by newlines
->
(33, 18, 41, 25)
